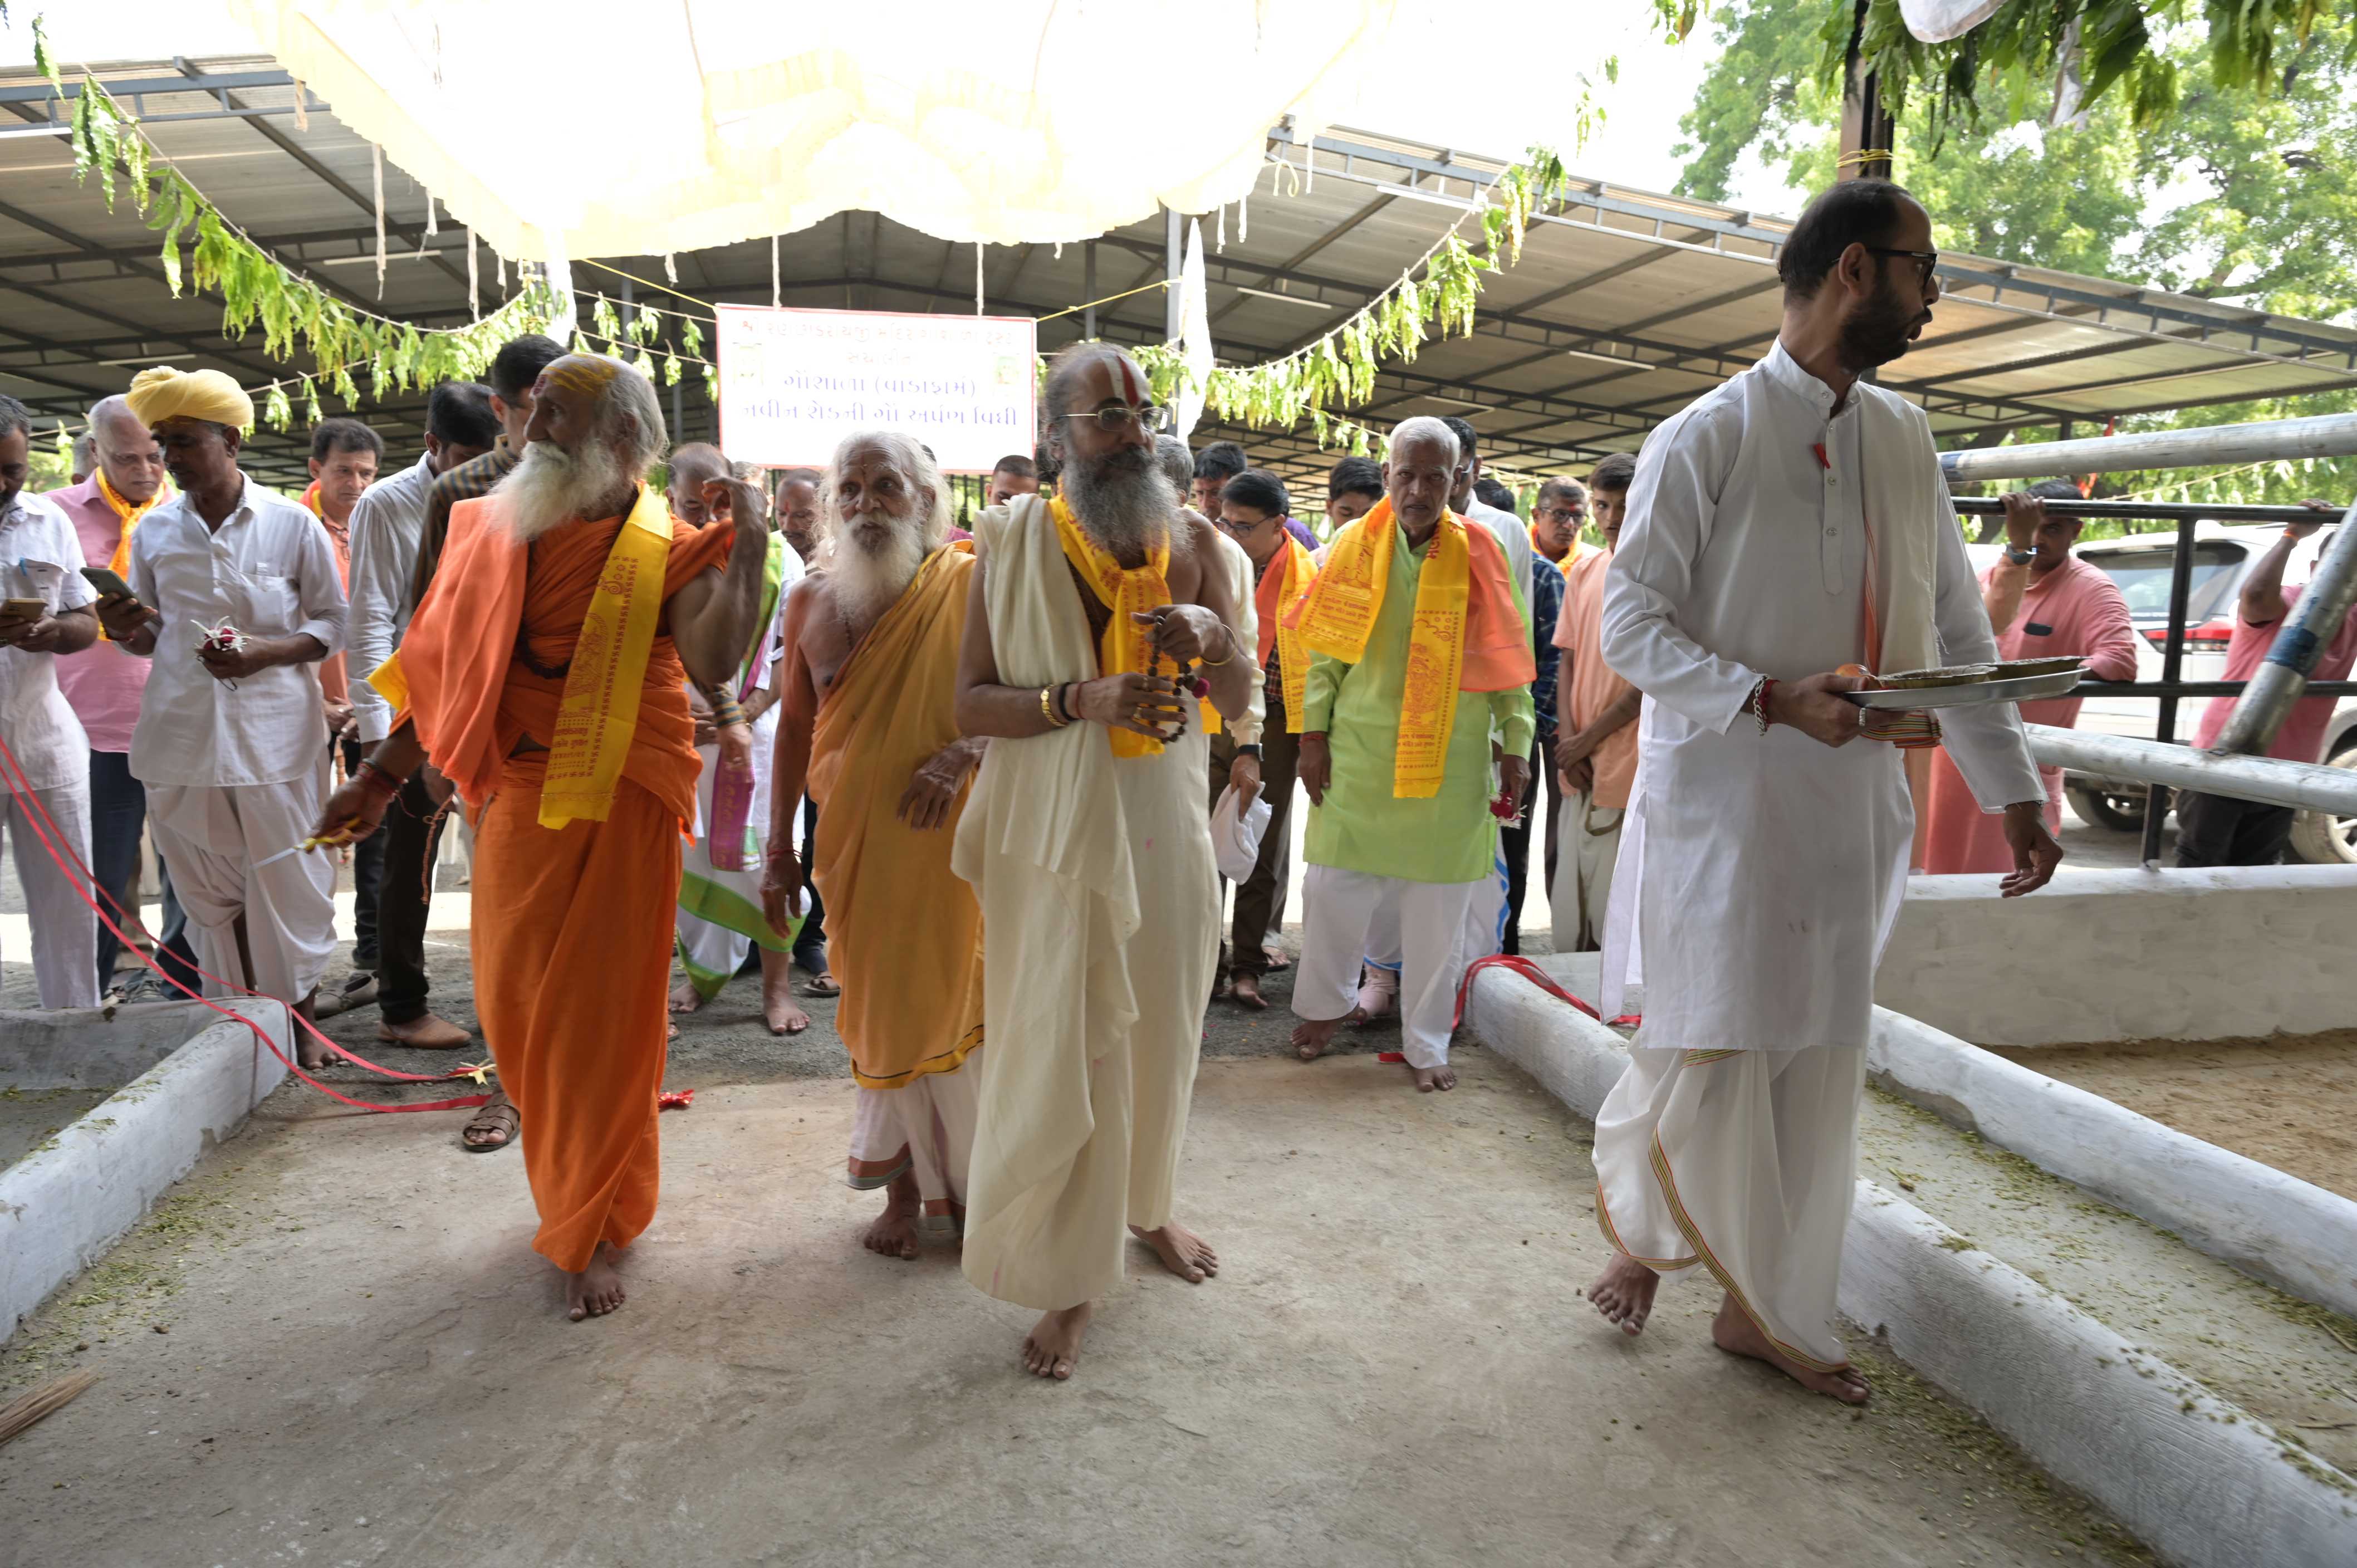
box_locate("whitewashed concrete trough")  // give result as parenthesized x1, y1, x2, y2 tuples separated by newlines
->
(1878, 865, 2357, 1046)
(1462, 964, 2357, 1568)
(0, 998, 290, 1344)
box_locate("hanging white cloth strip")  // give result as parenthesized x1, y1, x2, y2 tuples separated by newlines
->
(224, 0, 1407, 262)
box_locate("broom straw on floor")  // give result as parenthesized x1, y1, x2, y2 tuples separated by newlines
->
(0, 1370, 100, 1447)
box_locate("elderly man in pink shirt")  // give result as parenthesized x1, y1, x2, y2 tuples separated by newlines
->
(2174, 503, 2357, 866)
(52, 394, 174, 994)
(1922, 483, 2140, 874)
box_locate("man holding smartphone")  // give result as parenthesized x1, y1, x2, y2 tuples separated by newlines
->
(92, 368, 346, 1062)
(0, 394, 101, 1008)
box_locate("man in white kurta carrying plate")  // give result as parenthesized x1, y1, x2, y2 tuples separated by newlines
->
(1583, 181, 2060, 1405)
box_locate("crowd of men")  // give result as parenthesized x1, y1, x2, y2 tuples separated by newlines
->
(0, 175, 2349, 1398)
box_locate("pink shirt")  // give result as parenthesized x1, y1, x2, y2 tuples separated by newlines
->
(1550, 547, 1637, 808)
(1986, 553, 2140, 728)
(49, 476, 154, 754)
(1921, 553, 2139, 875)
(2193, 584, 2357, 762)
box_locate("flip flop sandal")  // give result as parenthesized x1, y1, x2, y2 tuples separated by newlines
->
(462, 1095, 520, 1154)
(802, 974, 841, 997)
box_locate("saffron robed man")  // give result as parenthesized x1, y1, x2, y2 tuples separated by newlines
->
(311, 355, 772, 1323)
(761, 432, 987, 1261)
(1583, 181, 2060, 1404)
(950, 342, 1256, 1381)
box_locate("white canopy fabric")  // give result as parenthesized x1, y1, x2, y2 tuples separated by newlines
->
(226, 0, 1409, 264)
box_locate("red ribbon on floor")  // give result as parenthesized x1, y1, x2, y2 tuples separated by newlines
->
(658, 1088, 694, 1110)
(0, 729, 490, 1116)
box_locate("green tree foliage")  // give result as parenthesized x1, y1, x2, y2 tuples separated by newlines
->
(1674, 3, 2357, 511)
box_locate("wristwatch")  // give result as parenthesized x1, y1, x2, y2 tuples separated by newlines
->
(2001, 546, 2035, 565)
(1236, 744, 1262, 758)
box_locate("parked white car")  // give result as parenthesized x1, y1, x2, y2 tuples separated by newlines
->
(2047, 523, 2355, 863)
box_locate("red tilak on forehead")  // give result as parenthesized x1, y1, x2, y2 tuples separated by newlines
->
(1116, 358, 1144, 406)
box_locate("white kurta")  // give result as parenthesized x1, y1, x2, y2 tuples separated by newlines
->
(345, 454, 437, 743)
(1597, 342, 2041, 1047)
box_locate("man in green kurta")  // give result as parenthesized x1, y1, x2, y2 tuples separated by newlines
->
(1287, 418, 1536, 1091)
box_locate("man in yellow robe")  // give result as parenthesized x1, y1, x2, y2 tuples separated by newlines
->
(761, 432, 986, 1256)
(313, 355, 771, 1323)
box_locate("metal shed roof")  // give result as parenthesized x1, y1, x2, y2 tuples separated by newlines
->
(8, 56, 2356, 491)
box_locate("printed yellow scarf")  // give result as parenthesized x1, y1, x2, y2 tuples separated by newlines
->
(1293, 500, 1471, 798)
(1253, 535, 1315, 732)
(1052, 496, 1171, 758)
(539, 486, 677, 827)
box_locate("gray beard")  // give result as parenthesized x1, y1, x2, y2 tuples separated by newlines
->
(829, 513, 929, 626)
(1060, 449, 1179, 561)
(496, 440, 625, 543)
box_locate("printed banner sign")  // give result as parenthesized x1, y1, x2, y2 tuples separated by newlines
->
(714, 305, 1037, 474)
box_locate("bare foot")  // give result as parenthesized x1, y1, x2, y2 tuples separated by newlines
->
(1711, 1295, 1869, 1405)
(1022, 1302, 1092, 1380)
(1410, 1062, 1458, 1092)
(1292, 1015, 1346, 1062)
(669, 977, 702, 1013)
(1585, 1254, 1660, 1336)
(863, 1170, 920, 1260)
(761, 961, 810, 1035)
(295, 990, 337, 1070)
(1129, 1221, 1219, 1283)
(376, 1011, 470, 1048)
(1231, 973, 1268, 1011)
(1354, 971, 1396, 1019)
(1263, 945, 1290, 971)
(564, 1242, 626, 1322)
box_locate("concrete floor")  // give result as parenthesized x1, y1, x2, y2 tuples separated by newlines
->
(3, 1018, 2149, 1567)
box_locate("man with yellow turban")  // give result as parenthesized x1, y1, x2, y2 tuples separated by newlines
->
(1286, 418, 1535, 1093)
(311, 355, 771, 1324)
(93, 369, 347, 1056)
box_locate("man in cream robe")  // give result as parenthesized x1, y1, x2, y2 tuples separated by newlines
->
(953, 343, 1256, 1380)
(762, 433, 986, 1256)
(1584, 183, 2059, 1404)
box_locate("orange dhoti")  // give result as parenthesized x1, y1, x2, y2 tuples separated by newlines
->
(377, 489, 728, 1271)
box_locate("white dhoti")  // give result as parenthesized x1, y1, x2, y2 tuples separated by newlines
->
(847, 1065, 982, 1237)
(675, 717, 791, 999)
(1592, 1043, 1866, 1374)
(1549, 789, 1624, 954)
(954, 494, 1221, 1313)
(0, 778, 99, 1008)
(1295, 864, 1481, 1069)
(145, 776, 336, 1003)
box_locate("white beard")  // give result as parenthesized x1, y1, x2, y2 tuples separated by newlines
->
(829, 512, 929, 626)
(1060, 445, 1178, 561)
(496, 440, 624, 543)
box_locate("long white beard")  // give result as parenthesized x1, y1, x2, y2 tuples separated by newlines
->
(1060, 445, 1178, 561)
(829, 512, 929, 626)
(497, 440, 624, 543)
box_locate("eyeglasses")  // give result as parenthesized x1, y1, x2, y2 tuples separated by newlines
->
(1867, 247, 1941, 286)
(1216, 514, 1274, 538)
(1535, 506, 1584, 525)
(1059, 404, 1174, 435)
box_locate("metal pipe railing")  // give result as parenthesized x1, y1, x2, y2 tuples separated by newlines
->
(1948, 498, 2338, 525)
(1939, 413, 2357, 484)
(2028, 727, 2357, 815)
(2212, 498, 2357, 759)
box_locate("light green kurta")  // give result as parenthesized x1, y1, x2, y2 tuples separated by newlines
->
(1301, 525, 1535, 885)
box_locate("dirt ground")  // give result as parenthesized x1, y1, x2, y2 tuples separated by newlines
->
(1995, 1030, 2357, 1201)
(0, 925, 2158, 1567)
